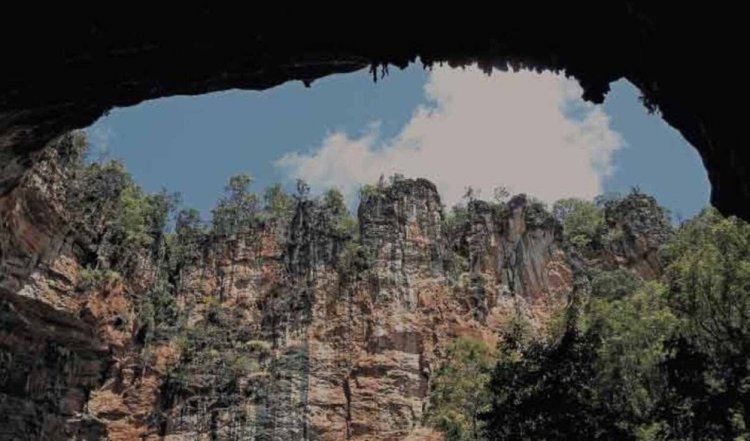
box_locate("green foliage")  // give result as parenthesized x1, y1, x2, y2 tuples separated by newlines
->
(165, 300, 271, 404)
(483, 280, 676, 440)
(51, 130, 88, 166)
(66, 158, 179, 273)
(337, 241, 372, 273)
(594, 192, 623, 209)
(523, 197, 554, 230)
(483, 327, 614, 440)
(212, 173, 259, 235)
(263, 183, 295, 220)
(358, 175, 390, 200)
(70, 160, 132, 212)
(206, 301, 228, 325)
(489, 201, 509, 222)
(322, 188, 357, 238)
(601, 191, 672, 245)
(657, 208, 750, 440)
(135, 279, 181, 344)
(444, 205, 470, 234)
(662, 209, 750, 345)
(245, 340, 273, 354)
(322, 187, 346, 212)
(429, 337, 497, 441)
(585, 282, 677, 433)
(553, 198, 605, 249)
(590, 268, 644, 300)
(359, 183, 382, 200)
(501, 310, 535, 351)
(230, 355, 260, 376)
(117, 186, 179, 250)
(482, 207, 750, 440)
(77, 268, 122, 291)
(202, 295, 220, 308)
(57, 135, 750, 440)
(172, 208, 206, 267)
(118, 185, 151, 247)
(54, 136, 284, 416)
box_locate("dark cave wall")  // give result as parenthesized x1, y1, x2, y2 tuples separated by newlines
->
(0, 4, 746, 218)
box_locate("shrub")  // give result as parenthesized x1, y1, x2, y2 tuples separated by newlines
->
(212, 173, 260, 235)
(77, 268, 122, 291)
(590, 268, 643, 300)
(428, 337, 496, 441)
(524, 198, 555, 230)
(231, 355, 260, 376)
(245, 340, 273, 354)
(263, 183, 295, 220)
(553, 198, 604, 249)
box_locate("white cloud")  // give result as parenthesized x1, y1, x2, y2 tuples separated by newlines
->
(275, 66, 623, 207)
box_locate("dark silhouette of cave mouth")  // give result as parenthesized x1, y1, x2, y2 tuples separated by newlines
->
(1, 5, 747, 218)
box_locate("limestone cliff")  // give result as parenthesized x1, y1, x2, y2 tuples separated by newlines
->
(0, 140, 671, 440)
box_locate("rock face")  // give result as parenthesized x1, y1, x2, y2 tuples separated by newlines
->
(0, 289, 111, 440)
(0, 150, 670, 440)
(600, 194, 673, 280)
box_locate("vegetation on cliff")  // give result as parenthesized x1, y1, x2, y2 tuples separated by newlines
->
(474, 207, 750, 441)
(22, 133, 750, 440)
(428, 336, 497, 440)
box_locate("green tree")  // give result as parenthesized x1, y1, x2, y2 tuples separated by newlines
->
(590, 268, 644, 300)
(111, 186, 179, 267)
(135, 279, 181, 344)
(263, 183, 295, 220)
(657, 208, 750, 440)
(483, 277, 674, 440)
(212, 173, 259, 235)
(68, 160, 133, 232)
(585, 281, 677, 437)
(68, 159, 179, 273)
(482, 327, 617, 441)
(175, 208, 204, 237)
(429, 337, 497, 441)
(172, 208, 207, 273)
(553, 198, 604, 249)
(523, 196, 555, 230)
(322, 188, 356, 238)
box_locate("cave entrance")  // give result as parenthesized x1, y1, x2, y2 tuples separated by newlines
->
(1, 63, 714, 440)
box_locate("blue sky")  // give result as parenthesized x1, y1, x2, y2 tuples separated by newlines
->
(86, 63, 709, 221)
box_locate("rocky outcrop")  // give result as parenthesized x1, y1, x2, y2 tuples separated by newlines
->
(450, 196, 573, 325)
(0, 151, 671, 440)
(144, 179, 576, 440)
(0, 143, 74, 297)
(358, 178, 446, 310)
(0, 288, 110, 440)
(600, 193, 672, 279)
